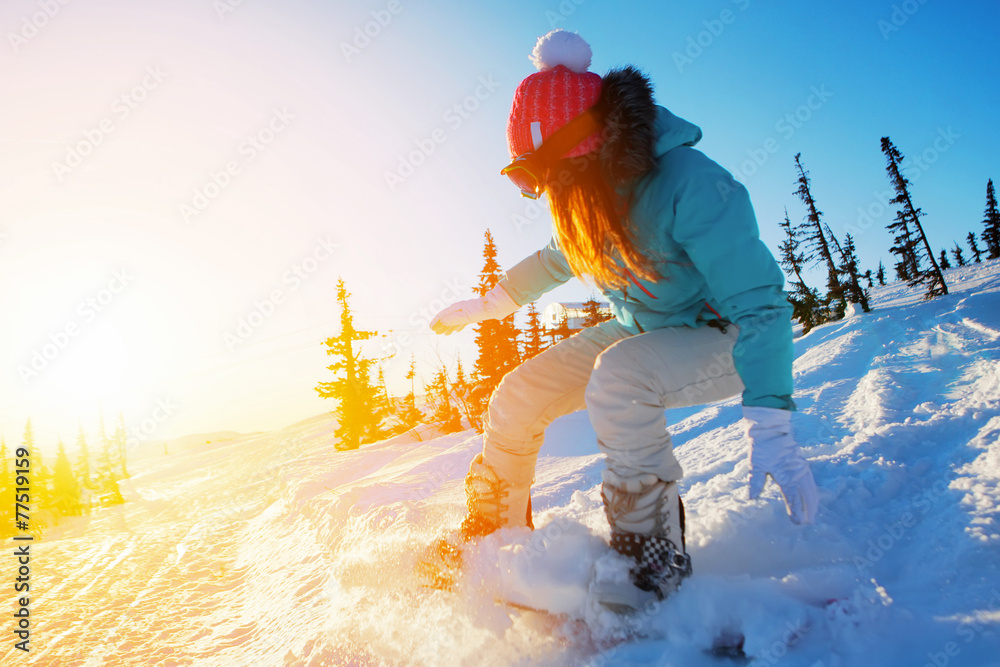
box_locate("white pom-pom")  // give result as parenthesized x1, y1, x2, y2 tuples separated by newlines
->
(529, 30, 592, 73)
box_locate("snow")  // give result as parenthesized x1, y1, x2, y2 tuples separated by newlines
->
(10, 261, 1000, 666)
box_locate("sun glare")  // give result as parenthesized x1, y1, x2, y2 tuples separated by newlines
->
(45, 321, 131, 406)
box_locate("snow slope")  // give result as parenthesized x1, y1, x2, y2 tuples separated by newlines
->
(10, 261, 1000, 666)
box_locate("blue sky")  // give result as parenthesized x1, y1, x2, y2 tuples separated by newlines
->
(1, 0, 997, 448)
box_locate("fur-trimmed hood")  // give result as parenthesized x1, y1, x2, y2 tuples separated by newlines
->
(595, 66, 702, 184)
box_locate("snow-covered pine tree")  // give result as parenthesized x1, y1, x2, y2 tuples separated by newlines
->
(522, 302, 545, 360)
(778, 208, 826, 333)
(793, 153, 846, 318)
(316, 278, 380, 451)
(880, 137, 948, 298)
(472, 230, 521, 416)
(838, 234, 871, 312)
(982, 179, 1000, 259)
(938, 249, 951, 270)
(951, 244, 966, 267)
(967, 231, 983, 263)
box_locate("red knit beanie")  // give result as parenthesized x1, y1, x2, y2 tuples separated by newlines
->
(506, 31, 603, 160)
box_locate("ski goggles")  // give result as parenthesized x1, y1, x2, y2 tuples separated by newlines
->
(500, 108, 602, 199)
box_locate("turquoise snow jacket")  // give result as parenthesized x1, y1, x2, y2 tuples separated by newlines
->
(498, 106, 795, 411)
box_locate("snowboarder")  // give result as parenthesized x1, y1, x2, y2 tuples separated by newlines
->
(429, 30, 819, 611)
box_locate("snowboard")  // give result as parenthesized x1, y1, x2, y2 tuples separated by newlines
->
(415, 532, 750, 659)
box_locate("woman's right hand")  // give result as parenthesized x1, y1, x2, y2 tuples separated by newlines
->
(430, 284, 520, 335)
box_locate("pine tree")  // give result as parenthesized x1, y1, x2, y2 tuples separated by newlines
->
(52, 440, 82, 518)
(938, 249, 951, 271)
(316, 278, 380, 451)
(793, 154, 845, 316)
(0, 438, 12, 539)
(582, 293, 611, 328)
(451, 357, 479, 431)
(112, 414, 129, 480)
(549, 312, 573, 344)
(778, 208, 826, 333)
(967, 231, 983, 263)
(472, 230, 521, 416)
(880, 137, 947, 298)
(94, 423, 124, 506)
(391, 355, 424, 438)
(522, 302, 545, 360)
(74, 426, 93, 513)
(864, 269, 874, 288)
(837, 234, 871, 312)
(982, 179, 1000, 259)
(370, 366, 392, 441)
(949, 244, 964, 267)
(425, 362, 462, 433)
(876, 261, 887, 286)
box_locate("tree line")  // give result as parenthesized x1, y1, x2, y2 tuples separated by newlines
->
(778, 137, 998, 333)
(314, 230, 613, 449)
(1, 415, 130, 540)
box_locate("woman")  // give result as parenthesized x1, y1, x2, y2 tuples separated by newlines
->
(430, 30, 818, 611)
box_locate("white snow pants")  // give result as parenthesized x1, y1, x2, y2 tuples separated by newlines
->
(482, 319, 744, 489)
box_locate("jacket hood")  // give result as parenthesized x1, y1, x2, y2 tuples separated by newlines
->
(652, 106, 703, 157)
(595, 66, 702, 184)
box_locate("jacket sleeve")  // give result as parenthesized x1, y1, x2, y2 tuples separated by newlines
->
(498, 236, 575, 306)
(667, 149, 796, 410)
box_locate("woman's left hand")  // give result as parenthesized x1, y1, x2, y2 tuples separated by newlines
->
(744, 406, 819, 525)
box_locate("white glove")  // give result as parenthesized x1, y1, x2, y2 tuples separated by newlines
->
(429, 284, 520, 335)
(744, 406, 819, 525)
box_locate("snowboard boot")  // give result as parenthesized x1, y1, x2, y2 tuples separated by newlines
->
(460, 453, 533, 540)
(592, 470, 692, 612)
(417, 454, 532, 590)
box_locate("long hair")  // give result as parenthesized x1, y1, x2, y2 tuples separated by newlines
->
(545, 65, 661, 291)
(545, 155, 659, 291)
